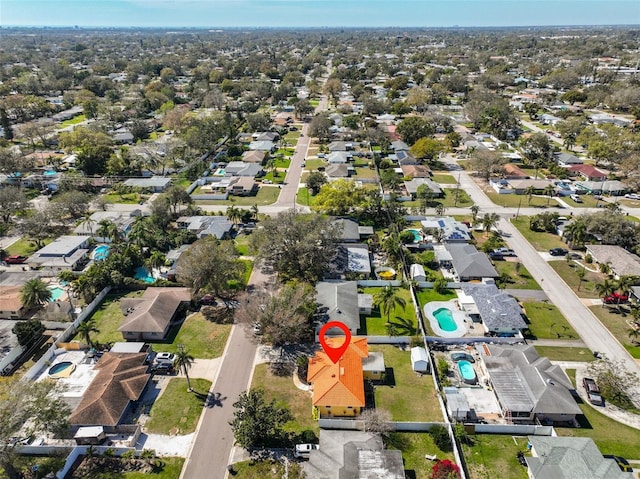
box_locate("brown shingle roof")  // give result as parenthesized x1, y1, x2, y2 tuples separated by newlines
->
(69, 352, 150, 426)
(118, 287, 191, 334)
(0, 285, 25, 314)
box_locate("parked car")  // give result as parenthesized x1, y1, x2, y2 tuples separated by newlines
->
(582, 377, 604, 406)
(549, 248, 568, 256)
(603, 292, 629, 304)
(4, 255, 27, 264)
(494, 248, 516, 257)
(152, 363, 174, 375)
(294, 443, 319, 458)
(154, 352, 175, 365)
(624, 193, 640, 200)
(450, 352, 475, 363)
(570, 194, 583, 203)
(487, 251, 504, 261)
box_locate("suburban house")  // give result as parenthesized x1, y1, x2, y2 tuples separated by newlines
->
(555, 152, 583, 166)
(0, 286, 28, 319)
(328, 141, 355, 152)
(327, 151, 351, 164)
(118, 287, 191, 341)
(325, 164, 352, 179)
(68, 352, 150, 428)
(315, 281, 372, 335)
(400, 164, 432, 178)
(29, 235, 91, 272)
(575, 180, 627, 195)
(584, 244, 640, 279)
(395, 150, 418, 166)
(111, 128, 134, 144)
(477, 344, 581, 425)
(404, 178, 443, 198)
(331, 243, 372, 278)
(435, 244, 499, 282)
(241, 150, 266, 164)
(248, 140, 275, 152)
(502, 163, 528, 179)
(227, 176, 257, 196)
(123, 177, 172, 192)
(459, 283, 528, 336)
(569, 164, 607, 182)
(333, 218, 374, 243)
(253, 131, 279, 142)
(391, 140, 410, 152)
(223, 161, 263, 177)
(525, 436, 632, 479)
(307, 336, 382, 417)
(421, 216, 472, 243)
(176, 215, 234, 239)
(74, 210, 141, 242)
(303, 430, 405, 479)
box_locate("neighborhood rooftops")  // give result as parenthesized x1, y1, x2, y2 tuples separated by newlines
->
(315, 280, 360, 334)
(584, 244, 640, 278)
(460, 283, 527, 331)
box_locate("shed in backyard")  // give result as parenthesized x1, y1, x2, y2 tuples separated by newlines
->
(410, 346, 430, 373)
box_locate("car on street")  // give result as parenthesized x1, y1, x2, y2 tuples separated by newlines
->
(549, 248, 568, 256)
(294, 443, 319, 458)
(4, 255, 27, 264)
(582, 377, 604, 406)
(494, 248, 516, 257)
(450, 352, 475, 363)
(624, 193, 640, 200)
(603, 292, 629, 304)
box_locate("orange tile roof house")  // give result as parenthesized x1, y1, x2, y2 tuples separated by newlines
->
(307, 337, 383, 418)
(69, 352, 150, 427)
(118, 287, 191, 341)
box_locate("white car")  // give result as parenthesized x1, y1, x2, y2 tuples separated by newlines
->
(625, 193, 640, 200)
(294, 443, 319, 458)
(154, 352, 175, 365)
(570, 194, 583, 203)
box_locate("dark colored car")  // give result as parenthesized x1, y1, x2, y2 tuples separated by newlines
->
(582, 377, 604, 406)
(450, 352, 475, 363)
(549, 248, 568, 256)
(4, 255, 27, 264)
(152, 363, 174, 375)
(488, 251, 504, 261)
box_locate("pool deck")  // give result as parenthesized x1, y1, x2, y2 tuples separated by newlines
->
(424, 300, 468, 338)
(35, 350, 99, 407)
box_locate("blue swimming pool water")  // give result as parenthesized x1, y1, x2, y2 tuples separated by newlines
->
(49, 286, 65, 302)
(48, 361, 73, 375)
(44, 170, 57, 176)
(93, 244, 110, 261)
(433, 307, 457, 332)
(458, 360, 477, 383)
(135, 267, 155, 283)
(407, 229, 422, 243)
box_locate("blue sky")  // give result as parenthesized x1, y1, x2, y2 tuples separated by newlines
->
(1, 0, 638, 27)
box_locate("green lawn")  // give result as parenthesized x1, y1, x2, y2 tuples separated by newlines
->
(103, 192, 147, 204)
(145, 378, 211, 435)
(522, 301, 578, 340)
(431, 173, 458, 184)
(589, 305, 640, 359)
(557, 370, 640, 457)
(303, 158, 325, 170)
(196, 186, 280, 206)
(547, 261, 605, 298)
(119, 458, 185, 479)
(58, 114, 86, 127)
(487, 192, 559, 208)
(415, 288, 457, 309)
(6, 237, 52, 256)
(462, 434, 529, 479)
(370, 345, 443, 422)
(251, 363, 318, 435)
(511, 217, 569, 251)
(352, 167, 378, 179)
(261, 171, 286, 184)
(233, 460, 305, 479)
(234, 233, 252, 256)
(439, 188, 473, 208)
(360, 287, 417, 336)
(386, 432, 456, 479)
(273, 157, 291, 168)
(563, 195, 600, 208)
(493, 261, 541, 289)
(533, 346, 596, 362)
(296, 187, 316, 207)
(78, 294, 231, 358)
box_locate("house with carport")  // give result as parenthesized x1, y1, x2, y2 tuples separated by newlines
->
(434, 244, 498, 282)
(460, 283, 527, 336)
(29, 236, 91, 272)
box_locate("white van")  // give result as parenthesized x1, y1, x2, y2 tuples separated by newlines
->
(570, 194, 582, 203)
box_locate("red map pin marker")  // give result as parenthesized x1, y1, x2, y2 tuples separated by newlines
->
(318, 321, 351, 364)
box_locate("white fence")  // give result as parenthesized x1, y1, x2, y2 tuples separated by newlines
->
(0, 344, 24, 374)
(473, 424, 554, 436)
(23, 287, 111, 381)
(54, 445, 138, 479)
(365, 336, 411, 345)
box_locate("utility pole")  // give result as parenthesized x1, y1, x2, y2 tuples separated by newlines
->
(454, 171, 461, 207)
(515, 197, 522, 220)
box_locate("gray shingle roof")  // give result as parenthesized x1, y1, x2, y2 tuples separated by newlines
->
(315, 281, 360, 333)
(460, 283, 527, 330)
(444, 244, 498, 280)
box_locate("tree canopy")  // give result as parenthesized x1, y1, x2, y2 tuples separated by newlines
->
(230, 389, 293, 448)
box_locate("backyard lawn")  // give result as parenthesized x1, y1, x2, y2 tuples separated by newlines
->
(370, 345, 443, 422)
(462, 434, 529, 479)
(493, 261, 541, 290)
(522, 301, 578, 340)
(386, 432, 456, 479)
(103, 192, 148, 204)
(234, 233, 252, 256)
(145, 378, 211, 435)
(557, 370, 640, 457)
(415, 288, 457, 309)
(251, 363, 318, 436)
(79, 295, 231, 358)
(360, 287, 417, 336)
(511, 217, 569, 251)
(547, 261, 604, 298)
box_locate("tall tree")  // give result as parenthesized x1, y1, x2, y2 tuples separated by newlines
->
(174, 345, 195, 392)
(20, 278, 52, 309)
(0, 187, 27, 223)
(230, 389, 293, 448)
(12, 318, 45, 347)
(76, 319, 100, 348)
(374, 286, 406, 323)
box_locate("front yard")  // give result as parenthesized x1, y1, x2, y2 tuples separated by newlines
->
(493, 261, 541, 290)
(547, 261, 604, 298)
(589, 305, 640, 359)
(195, 186, 280, 205)
(145, 378, 211, 435)
(369, 345, 443, 422)
(511, 216, 570, 251)
(522, 301, 578, 340)
(486, 192, 559, 208)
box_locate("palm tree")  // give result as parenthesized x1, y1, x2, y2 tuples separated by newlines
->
(20, 278, 52, 309)
(226, 205, 241, 225)
(79, 214, 96, 237)
(576, 267, 586, 291)
(127, 217, 153, 252)
(175, 345, 195, 392)
(616, 275, 636, 304)
(470, 205, 479, 223)
(627, 327, 640, 345)
(250, 204, 259, 222)
(525, 185, 536, 205)
(563, 219, 587, 249)
(482, 213, 499, 237)
(543, 185, 556, 206)
(594, 279, 616, 307)
(76, 319, 100, 348)
(435, 204, 445, 216)
(97, 219, 120, 243)
(145, 250, 166, 273)
(373, 286, 406, 323)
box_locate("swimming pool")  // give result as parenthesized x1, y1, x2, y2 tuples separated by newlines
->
(457, 360, 477, 384)
(433, 307, 457, 332)
(423, 300, 468, 338)
(406, 229, 422, 243)
(48, 361, 76, 379)
(92, 244, 111, 261)
(135, 267, 155, 283)
(48, 286, 65, 302)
